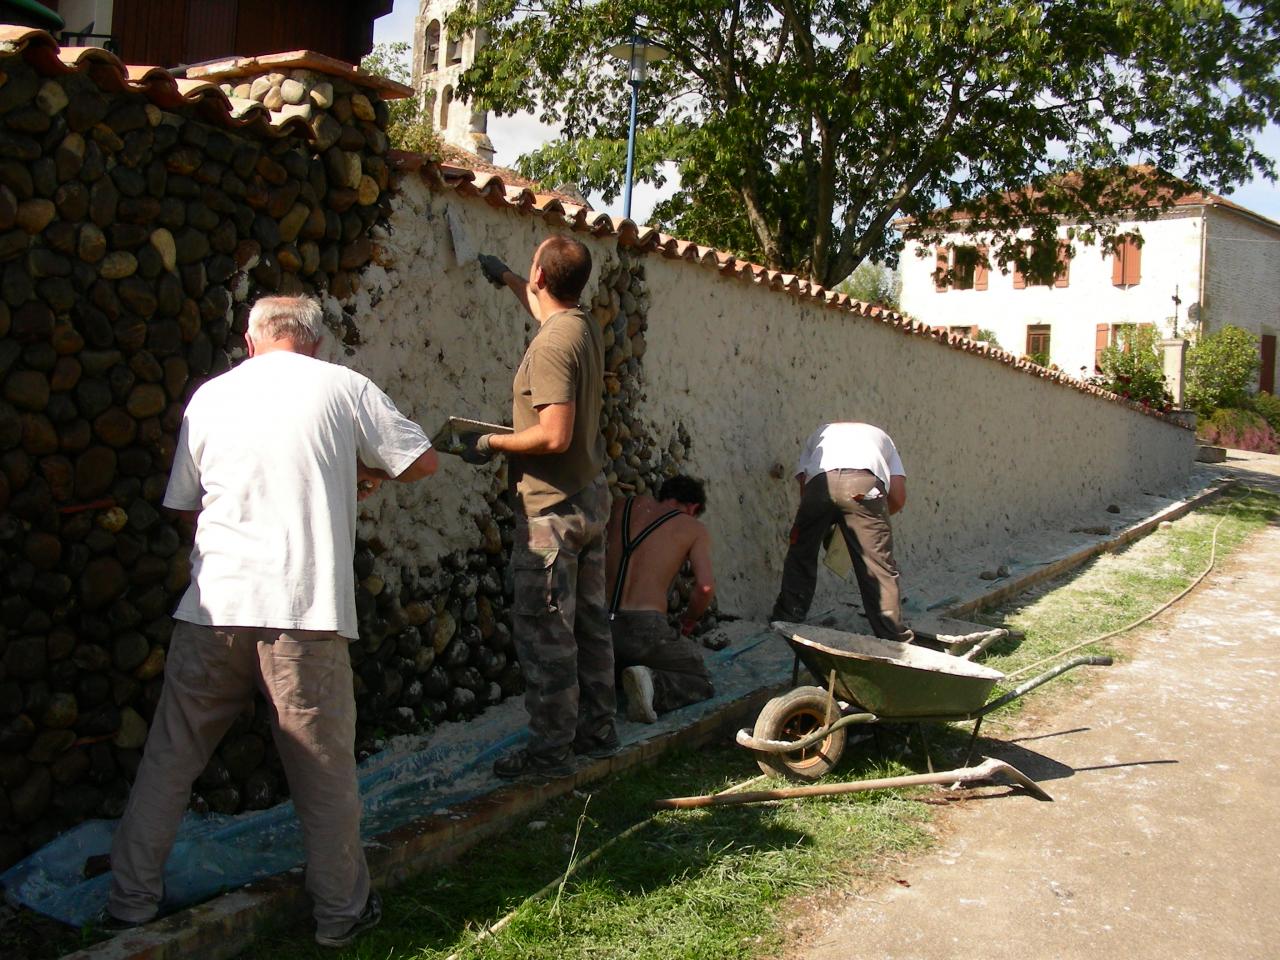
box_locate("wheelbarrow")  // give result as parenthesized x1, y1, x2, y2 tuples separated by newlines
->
(738, 622, 1112, 781)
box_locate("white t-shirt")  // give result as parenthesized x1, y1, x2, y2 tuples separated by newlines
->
(164, 351, 431, 639)
(794, 422, 905, 490)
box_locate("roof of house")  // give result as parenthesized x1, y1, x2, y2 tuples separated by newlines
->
(0, 26, 1188, 429)
(900, 165, 1280, 235)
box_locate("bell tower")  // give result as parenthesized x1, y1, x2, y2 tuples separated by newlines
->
(412, 0, 494, 163)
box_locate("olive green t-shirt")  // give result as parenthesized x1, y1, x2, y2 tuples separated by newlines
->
(511, 307, 606, 516)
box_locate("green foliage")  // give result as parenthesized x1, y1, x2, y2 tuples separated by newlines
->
(1198, 407, 1278, 454)
(836, 262, 902, 309)
(976, 328, 1002, 349)
(453, 1, 1280, 286)
(1186, 325, 1260, 414)
(361, 42, 441, 156)
(1249, 391, 1280, 434)
(1099, 325, 1172, 410)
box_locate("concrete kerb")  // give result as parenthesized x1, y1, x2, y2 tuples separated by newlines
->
(60, 478, 1240, 960)
(944, 477, 1239, 620)
(61, 683, 784, 960)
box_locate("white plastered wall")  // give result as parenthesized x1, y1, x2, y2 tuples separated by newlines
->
(320, 176, 619, 575)
(337, 174, 1193, 616)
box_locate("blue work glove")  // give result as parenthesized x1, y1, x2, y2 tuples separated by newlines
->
(478, 254, 510, 288)
(459, 433, 495, 465)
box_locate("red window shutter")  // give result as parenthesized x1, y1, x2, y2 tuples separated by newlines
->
(1124, 238, 1141, 286)
(974, 246, 989, 290)
(934, 246, 949, 292)
(1095, 323, 1110, 372)
(1111, 240, 1125, 286)
(970, 325, 980, 339)
(1261, 335, 1276, 394)
(1012, 260, 1026, 289)
(1054, 241, 1070, 288)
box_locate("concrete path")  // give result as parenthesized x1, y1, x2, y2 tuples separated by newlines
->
(801, 459, 1280, 960)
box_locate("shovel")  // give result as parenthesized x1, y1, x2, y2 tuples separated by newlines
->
(654, 756, 1053, 809)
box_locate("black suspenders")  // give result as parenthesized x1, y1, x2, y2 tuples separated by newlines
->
(608, 497, 681, 620)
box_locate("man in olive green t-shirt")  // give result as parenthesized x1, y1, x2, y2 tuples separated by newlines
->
(470, 236, 616, 780)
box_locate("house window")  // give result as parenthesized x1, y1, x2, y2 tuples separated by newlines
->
(1112, 234, 1142, 287)
(950, 325, 979, 339)
(933, 244, 988, 291)
(1261, 334, 1276, 394)
(425, 20, 441, 71)
(1012, 241, 1070, 288)
(1026, 324, 1051, 365)
(1095, 322, 1154, 372)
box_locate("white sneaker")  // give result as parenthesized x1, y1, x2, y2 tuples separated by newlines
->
(622, 666, 658, 723)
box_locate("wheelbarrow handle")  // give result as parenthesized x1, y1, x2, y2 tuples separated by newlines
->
(973, 654, 1113, 718)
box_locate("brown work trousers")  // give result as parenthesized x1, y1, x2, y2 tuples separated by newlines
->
(772, 468, 914, 642)
(107, 621, 369, 940)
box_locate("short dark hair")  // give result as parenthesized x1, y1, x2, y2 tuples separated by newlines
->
(658, 475, 707, 515)
(538, 235, 592, 302)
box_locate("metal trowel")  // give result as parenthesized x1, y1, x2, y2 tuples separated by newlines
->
(446, 205, 477, 266)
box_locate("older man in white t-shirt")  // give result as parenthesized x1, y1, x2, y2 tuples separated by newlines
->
(105, 296, 437, 948)
(770, 422, 913, 642)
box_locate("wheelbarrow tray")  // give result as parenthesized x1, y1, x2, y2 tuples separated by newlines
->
(772, 621, 1004, 718)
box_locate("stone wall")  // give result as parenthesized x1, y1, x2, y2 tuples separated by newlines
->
(0, 40, 403, 866)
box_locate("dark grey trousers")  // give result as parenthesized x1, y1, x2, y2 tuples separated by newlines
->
(511, 474, 615, 758)
(772, 469, 913, 642)
(610, 610, 714, 714)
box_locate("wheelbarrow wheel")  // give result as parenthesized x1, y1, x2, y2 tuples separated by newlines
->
(752, 686, 847, 782)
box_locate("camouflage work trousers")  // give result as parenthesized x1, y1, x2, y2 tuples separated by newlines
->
(511, 474, 615, 758)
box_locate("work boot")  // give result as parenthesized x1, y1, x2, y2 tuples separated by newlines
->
(493, 747, 574, 781)
(572, 727, 621, 760)
(92, 908, 147, 934)
(315, 891, 382, 948)
(622, 666, 658, 723)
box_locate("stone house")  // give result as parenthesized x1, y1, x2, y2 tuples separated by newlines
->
(898, 185, 1280, 392)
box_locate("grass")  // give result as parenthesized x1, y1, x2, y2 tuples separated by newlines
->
(238, 747, 934, 960)
(8, 488, 1278, 960)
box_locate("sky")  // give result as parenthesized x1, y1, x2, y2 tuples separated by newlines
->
(374, 2, 1280, 228)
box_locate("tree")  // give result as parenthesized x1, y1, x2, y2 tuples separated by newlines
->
(1098, 326, 1172, 410)
(1187, 325, 1261, 414)
(361, 42, 441, 155)
(454, 1, 1280, 287)
(836, 262, 901, 309)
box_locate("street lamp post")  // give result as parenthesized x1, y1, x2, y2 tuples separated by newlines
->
(607, 34, 668, 221)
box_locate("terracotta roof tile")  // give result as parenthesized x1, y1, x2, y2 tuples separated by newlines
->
(0, 26, 313, 138)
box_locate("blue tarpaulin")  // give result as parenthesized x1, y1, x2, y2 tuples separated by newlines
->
(2, 630, 790, 927)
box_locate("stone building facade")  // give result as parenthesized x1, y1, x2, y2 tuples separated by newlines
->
(410, 0, 493, 163)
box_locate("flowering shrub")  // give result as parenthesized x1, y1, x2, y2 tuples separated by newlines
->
(1249, 391, 1280, 434)
(1197, 407, 1278, 453)
(1098, 326, 1173, 412)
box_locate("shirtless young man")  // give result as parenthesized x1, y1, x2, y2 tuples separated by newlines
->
(605, 475, 716, 722)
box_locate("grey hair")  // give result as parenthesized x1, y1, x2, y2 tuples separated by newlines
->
(247, 296, 324, 346)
